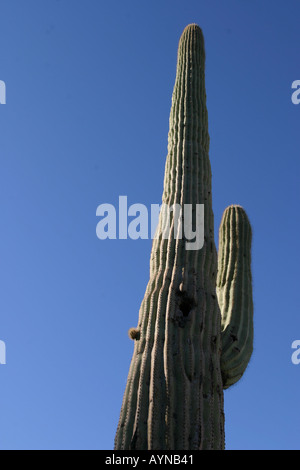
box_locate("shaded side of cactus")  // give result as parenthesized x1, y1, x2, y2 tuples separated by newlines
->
(114, 24, 253, 450)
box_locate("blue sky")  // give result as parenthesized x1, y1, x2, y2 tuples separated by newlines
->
(0, 0, 299, 450)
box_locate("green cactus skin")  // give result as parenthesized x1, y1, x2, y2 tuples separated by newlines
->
(217, 205, 253, 389)
(114, 24, 253, 450)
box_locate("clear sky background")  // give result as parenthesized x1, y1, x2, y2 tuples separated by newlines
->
(0, 0, 299, 450)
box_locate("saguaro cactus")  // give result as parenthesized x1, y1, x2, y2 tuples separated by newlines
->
(114, 24, 253, 450)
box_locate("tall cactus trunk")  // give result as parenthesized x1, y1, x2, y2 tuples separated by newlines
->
(114, 24, 253, 451)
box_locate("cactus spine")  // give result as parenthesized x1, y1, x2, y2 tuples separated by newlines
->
(114, 24, 253, 450)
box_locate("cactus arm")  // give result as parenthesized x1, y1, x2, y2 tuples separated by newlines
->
(216, 205, 254, 389)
